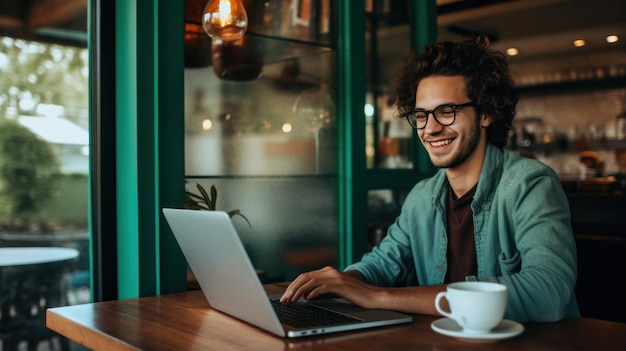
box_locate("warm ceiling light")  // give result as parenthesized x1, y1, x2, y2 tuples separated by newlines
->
(506, 47, 519, 56)
(606, 35, 619, 44)
(573, 39, 586, 47)
(202, 0, 248, 42)
(202, 119, 213, 131)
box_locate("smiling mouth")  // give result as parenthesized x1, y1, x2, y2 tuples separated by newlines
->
(429, 138, 454, 147)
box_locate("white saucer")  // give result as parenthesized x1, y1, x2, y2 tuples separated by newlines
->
(431, 318, 524, 343)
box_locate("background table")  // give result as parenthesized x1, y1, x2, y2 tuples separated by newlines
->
(47, 283, 626, 351)
(1, 247, 79, 351)
(0, 247, 79, 267)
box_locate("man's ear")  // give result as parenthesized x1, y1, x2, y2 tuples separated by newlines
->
(481, 114, 494, 128)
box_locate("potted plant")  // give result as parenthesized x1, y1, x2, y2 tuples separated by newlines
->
(184, 182, 250, 227)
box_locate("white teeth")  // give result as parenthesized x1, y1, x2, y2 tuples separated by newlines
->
(430, 139, 452, 147)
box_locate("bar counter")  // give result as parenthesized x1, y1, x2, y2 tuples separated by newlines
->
(47, 283, 626, 351)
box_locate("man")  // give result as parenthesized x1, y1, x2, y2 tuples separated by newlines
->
(281, 35, 580, 323)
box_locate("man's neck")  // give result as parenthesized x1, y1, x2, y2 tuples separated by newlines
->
(445, 142, 488, 198)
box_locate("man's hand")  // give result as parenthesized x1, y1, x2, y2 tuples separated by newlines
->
(279, 266, 381, 309)
(280, 266, 447, 315)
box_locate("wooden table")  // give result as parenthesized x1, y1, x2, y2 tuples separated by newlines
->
(47, 283, 626, 351)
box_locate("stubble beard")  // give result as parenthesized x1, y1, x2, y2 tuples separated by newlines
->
(426, 119, 482, 169)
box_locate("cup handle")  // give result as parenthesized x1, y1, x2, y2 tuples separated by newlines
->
(434, 291, 454, 318)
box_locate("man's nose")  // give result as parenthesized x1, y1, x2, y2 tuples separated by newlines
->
(422, 113, 444, 134)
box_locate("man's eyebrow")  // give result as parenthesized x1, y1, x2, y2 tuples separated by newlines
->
(413, 102, 456, 110)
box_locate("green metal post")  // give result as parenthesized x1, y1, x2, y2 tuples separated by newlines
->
(410, 0, 438, 176)
(157, 0, 187, 294)
(114, 0, 186, 299)
(337, 1, 367, 269)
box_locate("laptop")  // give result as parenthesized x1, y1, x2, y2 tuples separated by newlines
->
(162, 208, 413, 338)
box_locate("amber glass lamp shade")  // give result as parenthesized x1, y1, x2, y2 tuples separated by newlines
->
(202, 0, 248, 42)
(209, 0, 262, 81)
(211, 36, 263, 81)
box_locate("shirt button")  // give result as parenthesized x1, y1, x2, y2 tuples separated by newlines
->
(436, 265, 442, 271)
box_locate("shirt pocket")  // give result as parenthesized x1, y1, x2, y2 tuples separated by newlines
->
(498, 250, 521, 275)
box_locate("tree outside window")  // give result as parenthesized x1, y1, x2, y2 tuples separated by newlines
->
(0, 36, 89, 235)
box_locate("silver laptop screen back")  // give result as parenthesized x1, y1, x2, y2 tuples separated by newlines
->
(162, 208, 285, 337)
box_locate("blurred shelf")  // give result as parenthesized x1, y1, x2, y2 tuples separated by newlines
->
(243, 31, 333, 64)
(510, 139, 626, 154)
(517, 76, 626, 96)
(185, 174, 338, 179)
(587, 139, 626, 151)
(184, 0, 334, 66)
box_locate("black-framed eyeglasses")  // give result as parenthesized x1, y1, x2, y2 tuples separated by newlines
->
(403, 101, 475, 129)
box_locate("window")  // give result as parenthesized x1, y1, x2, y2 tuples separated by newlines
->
(0, 8, 90, 348)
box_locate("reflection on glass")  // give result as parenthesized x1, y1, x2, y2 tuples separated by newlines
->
(187, 177, 337, 281)
(367, 188, 410, 249)
(185, 51, 337, 176)
(364, 1, 411, 169)
(211, 35, 264, 81)
(292, 88, 335, 173)
(365, 93, 413, 169)
(184, 3, 338, 282)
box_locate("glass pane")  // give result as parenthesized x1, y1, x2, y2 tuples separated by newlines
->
(247, 0, 333, 47)
(0, 34, 90, 350)
(185, 0, 333, 67)
(367, 188, 410, 249)
(185, 51, 337, 176)
(365, 4, 413, 169)
(186, 177, 337, 281)
(184, 0, 338, 282)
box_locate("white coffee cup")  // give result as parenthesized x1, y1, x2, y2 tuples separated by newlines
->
(434, 281, 508, 334)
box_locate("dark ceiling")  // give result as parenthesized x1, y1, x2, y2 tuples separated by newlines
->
(368, 0, 626, 86)
(436, 0, 626, 58)
(0, 0, 88, 46)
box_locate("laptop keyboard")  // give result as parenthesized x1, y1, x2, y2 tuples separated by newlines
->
(270, 299, 363, 328)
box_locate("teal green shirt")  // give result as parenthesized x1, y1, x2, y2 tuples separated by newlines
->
(347, 143, 579, 322)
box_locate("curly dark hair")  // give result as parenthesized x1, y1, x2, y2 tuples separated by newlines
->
(392, 35, 518, 148)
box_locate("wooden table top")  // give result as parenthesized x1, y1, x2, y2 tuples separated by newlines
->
(47, 283, 626, 351)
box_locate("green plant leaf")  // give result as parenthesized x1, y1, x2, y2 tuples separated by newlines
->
(196, 183, 214, 210)
(183, 197, 204, 210)
(210, 185, 218, 210)
(184, 182, 251, 228)
(227, 209, 251, 228)
(184, 191, 204, 201)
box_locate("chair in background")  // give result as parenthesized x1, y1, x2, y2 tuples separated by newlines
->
(0, 260, 73, 351)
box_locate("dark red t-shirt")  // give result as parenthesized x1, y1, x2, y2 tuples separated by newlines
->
(444, 184, 478, 283)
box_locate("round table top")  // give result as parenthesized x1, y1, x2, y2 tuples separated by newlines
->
(0, 247, 79, 267)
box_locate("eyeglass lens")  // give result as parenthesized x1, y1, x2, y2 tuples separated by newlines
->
(409, 105, 457, 129)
